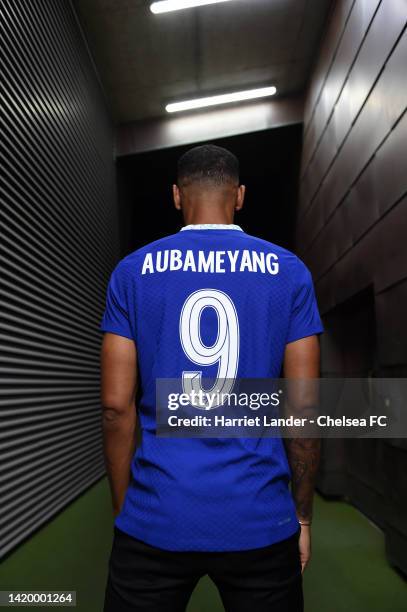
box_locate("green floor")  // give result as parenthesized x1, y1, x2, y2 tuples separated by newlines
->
(1, 478, 406, 611)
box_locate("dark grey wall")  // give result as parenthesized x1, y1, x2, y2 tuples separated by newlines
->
(0, 0, 118, 558)
(298, 0, 406, 309)
(296, 0, 407, 573)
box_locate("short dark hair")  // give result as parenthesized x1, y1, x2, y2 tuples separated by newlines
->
(177, 144, 239, 187)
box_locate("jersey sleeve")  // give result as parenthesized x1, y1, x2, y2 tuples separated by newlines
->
(286, 257, 324, 344)
(100, 262, 134, 340)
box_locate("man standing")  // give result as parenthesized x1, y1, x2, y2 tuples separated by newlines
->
(100, 145, 323, 612)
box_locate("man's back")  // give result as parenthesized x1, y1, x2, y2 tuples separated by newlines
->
(101, 225, 323, 551)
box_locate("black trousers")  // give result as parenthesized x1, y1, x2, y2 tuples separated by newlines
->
(103, 526, 303, 612)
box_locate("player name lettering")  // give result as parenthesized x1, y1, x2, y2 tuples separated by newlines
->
(142, 249, 279, 275)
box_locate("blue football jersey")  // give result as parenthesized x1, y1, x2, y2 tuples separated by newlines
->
(100, 225, 323, 551)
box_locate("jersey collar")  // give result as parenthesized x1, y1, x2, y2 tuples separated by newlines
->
(180, 224, 243, 231)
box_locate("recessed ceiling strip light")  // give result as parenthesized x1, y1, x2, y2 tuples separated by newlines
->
(150, 0, 235, 14)
(165, 86, 277, 113)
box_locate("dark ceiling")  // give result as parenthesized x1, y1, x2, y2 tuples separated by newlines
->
(75, 0, 332, 124)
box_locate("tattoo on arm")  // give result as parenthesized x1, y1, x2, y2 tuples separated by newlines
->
(284, 438, 321, 522)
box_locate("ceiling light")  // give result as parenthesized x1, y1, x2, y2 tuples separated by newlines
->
(165, 86, 277, 113)
(150, 0, 235, 14)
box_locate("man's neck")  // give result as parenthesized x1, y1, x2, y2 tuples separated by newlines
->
(182, 211, 234, 225)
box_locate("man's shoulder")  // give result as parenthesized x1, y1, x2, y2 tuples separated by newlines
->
(243, 233, 301, 263)
(243, 234, 315, 285)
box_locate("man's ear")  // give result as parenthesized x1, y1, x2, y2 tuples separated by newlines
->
(235, 185, 246, 212)
(173, 184, 181, 210)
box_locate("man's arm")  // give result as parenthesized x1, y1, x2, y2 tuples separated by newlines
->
(101, 332, 137, 517)
(283, 334, 321, 572)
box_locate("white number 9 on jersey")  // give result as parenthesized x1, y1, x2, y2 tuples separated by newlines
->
(179, 289, 239, 409)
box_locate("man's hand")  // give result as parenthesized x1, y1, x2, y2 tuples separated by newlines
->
(298, 524, 311, 573)
(101, 333, 137, 518)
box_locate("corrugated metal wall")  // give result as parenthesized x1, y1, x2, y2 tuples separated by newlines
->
(297, 0, 407, 574)
(0, 0, 118, 558)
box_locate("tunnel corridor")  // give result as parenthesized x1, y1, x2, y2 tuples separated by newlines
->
(1, 1, 407, 610)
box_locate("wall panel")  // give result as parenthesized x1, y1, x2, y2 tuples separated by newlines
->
(301, 4, 407, 222)
(376, 280, 407, 366)
(302, 0, 379, 171)
(298, 0, 407, 574)
(303, 0, 354, 130)
(0, 0, 118, 558)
